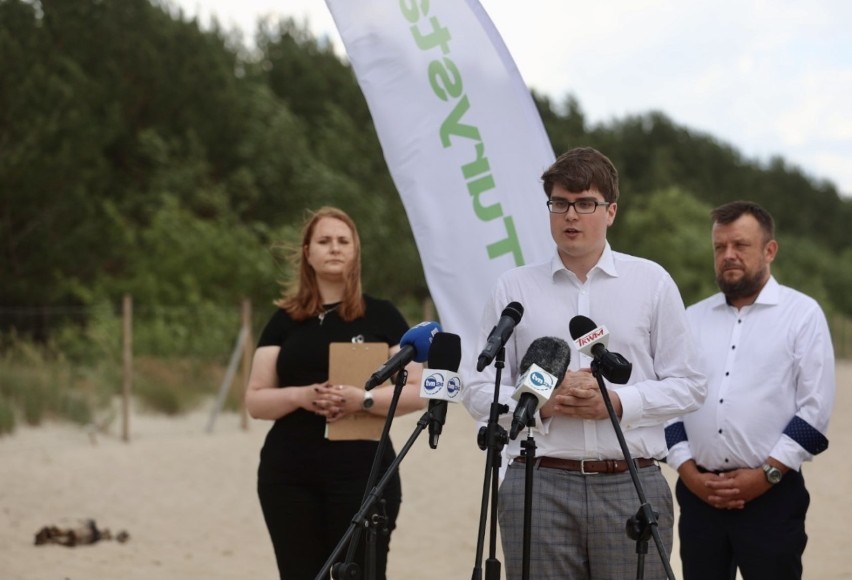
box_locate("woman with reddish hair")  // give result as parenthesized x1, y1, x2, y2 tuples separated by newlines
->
(245, 206, 424, 580)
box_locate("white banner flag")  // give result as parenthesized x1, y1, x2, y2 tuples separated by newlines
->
(325, 0, 555, 352)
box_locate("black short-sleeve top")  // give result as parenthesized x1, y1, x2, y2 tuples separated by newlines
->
(255, 295, 409, 483)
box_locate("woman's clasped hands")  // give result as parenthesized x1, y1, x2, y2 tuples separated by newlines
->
(310, 382, 363, 421)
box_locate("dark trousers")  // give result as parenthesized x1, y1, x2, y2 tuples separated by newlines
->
(676, 470, 809, 580)
(258, 477, 400, 580)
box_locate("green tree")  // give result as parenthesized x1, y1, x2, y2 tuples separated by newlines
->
(2, 0, 850, 349)
(612, 187, 716, 306)
(250, 19, 428, 310)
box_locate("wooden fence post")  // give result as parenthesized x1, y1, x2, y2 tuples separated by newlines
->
(206, 299, 252, 433)
(422, 296, 435, 323)
(240, 298, 252, 431)
(122, 294, 133, 442)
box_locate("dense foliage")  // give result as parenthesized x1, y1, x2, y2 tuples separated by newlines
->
(3, 0, 851, 342)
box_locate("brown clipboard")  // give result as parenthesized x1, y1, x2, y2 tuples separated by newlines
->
(326, 342, 389, 441)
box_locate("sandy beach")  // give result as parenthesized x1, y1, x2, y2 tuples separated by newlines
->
(1, 361, 849, 579)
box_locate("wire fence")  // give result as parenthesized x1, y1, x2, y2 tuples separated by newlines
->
(0, 301, 270, 358)
(1, 301, 850, 360)
(0, 298, 258, 439)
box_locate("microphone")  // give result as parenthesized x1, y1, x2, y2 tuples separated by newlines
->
(509, 337, 571, 440)
(365, 321, 441, 390)
(568, 315, 632, 384)
(419, 332, 462, 449)
(476, 301, 524, 371)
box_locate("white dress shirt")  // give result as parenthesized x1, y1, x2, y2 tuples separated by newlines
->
(463, 243, 706, 461)
(667, 276, 835, 472)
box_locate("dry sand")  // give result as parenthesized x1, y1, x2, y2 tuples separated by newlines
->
(1, 362, 849, 579)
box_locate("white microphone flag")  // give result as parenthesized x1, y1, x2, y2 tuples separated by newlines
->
(420, 369, 464, 402)
(574, 325, 611, 358)
(325, 0, 554, 349)
(511, 363, 558, 407)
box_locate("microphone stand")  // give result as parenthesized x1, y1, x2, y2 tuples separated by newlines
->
(471, 348, 508, 580)
(519, 428, 537, 580)
(318, 369, 408, 580)
(590, 359, 676, 580)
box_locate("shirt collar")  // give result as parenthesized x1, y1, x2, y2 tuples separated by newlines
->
(709, 275, 780, 310)
(549, 242, 618, 279)
(754, 275, 780, 305)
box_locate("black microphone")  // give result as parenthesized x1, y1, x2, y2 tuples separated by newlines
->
(365, 321, 441, 390)
(419, 332, 462, 450)
(509, 337, 571, 440)
(568, 315, 632, 384)
(476, 301, 524, 371)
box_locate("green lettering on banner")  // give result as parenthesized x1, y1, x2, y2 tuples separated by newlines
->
(410, 17, 452, 53)
(401, 1, 526, 266)
(461, 142, 488, 179)
(487, 216, 525, 264)
(428, 58, 463, 101)
(438, 95, 480, 145)
(399, 0, 422, 24)
(468, 174, 500, 220)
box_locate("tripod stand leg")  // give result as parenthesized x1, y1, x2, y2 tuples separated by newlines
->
(520, 435, 536, 580)
(485, 448, 502, 579)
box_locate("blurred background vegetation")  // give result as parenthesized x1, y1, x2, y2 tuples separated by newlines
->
(1, 0, 850, 434)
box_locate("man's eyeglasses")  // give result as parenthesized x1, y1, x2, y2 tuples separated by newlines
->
(546, 199, 611, 214)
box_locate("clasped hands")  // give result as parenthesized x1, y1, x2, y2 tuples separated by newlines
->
(308, 382, 364, 422)
(683, 466, 773, 510)
(540, 368, 622, 421)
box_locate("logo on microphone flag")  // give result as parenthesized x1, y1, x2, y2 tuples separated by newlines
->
(529, 371, 549, 388)
(422, 370, 463, 400)
(517, 363, 556, 395)
(577, 327, 607, 348)
(422, 372, 445, 396)
(446, 375, 462, 398)
(325, 0, 554, 351)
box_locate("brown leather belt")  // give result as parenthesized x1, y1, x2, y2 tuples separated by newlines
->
(514, 456, 657, 474)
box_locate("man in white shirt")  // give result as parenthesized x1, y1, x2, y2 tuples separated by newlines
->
(464, 147, 706, 579)
(666, 200, 835, 580)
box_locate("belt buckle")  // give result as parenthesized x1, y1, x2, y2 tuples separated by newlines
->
(579, 459, 599, 475)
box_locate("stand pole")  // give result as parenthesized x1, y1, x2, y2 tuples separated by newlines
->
(316, 406, 433, 580)
(471, 348, 508, 580)
(520, 431, 537, 580)
(591, 360, 676, 580)
(318, 369, 408, 580)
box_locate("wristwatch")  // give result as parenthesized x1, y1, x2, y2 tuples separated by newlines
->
(361, 390, 375, 410)
(762, 463, 783, 485)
